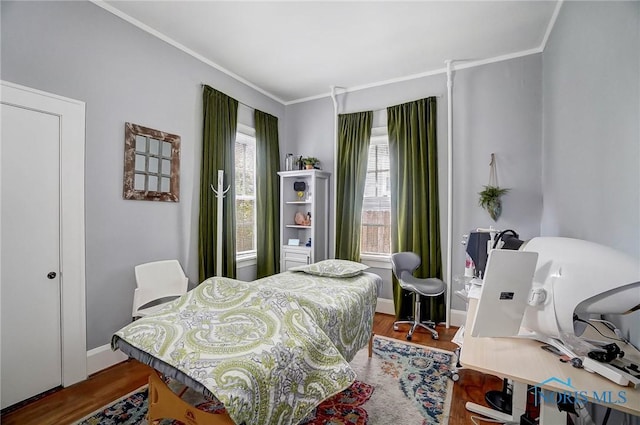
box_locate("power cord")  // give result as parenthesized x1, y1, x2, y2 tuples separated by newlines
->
(589, 319, 639, 351)
(573, 317, 629, 344)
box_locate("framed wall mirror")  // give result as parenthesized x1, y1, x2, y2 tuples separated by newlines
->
(123, 122, 180, 202)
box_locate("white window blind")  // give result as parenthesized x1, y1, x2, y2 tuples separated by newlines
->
(235, 131, 256, 255)
(361, 132, 391, 255)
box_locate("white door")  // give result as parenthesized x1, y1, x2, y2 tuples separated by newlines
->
(1, 102, 63, 408)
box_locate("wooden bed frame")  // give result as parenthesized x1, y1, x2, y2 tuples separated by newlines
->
(147, 333, 375, 425)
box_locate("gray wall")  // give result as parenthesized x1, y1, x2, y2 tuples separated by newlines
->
(1, 1, 284, 349)
(284, 55, 544, 311)
(542, 1, 639, 258)
(282, 97, 340, 256)
(542, 1, 639, 407)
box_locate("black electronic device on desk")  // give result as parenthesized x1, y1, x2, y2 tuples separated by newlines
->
(465, 229, 524, 279)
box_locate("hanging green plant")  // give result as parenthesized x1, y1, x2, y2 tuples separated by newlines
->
(478, 185, 509, 221)
(479, 153, 510, 221)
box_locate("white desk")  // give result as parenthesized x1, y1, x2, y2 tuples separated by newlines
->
(460, 298, 640, 423)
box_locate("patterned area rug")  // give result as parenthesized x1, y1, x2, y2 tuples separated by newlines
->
(74, 336, 454, 425)
(351, 335, 454, 425)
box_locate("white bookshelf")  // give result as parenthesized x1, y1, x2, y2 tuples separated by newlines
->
(278, 169, 330, 271)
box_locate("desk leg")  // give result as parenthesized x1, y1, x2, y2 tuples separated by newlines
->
(510, 381, 527, 419)
(465, 380, 527, 424)
(539, 389, 566, 424)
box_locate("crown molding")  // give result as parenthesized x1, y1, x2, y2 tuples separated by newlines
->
(90, 0, 287, 105)
(286, 47, 544, 105)
(91, 0, 559, 107)
(540, 0, 564, 51)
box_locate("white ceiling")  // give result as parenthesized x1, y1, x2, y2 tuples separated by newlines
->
(98, 1, 560, 104)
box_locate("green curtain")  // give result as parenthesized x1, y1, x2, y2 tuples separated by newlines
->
(255, 110, 281, 278)
(335, 111, 373, 261)
(199, 86, 238, 282)
(387, 97, 444, 322)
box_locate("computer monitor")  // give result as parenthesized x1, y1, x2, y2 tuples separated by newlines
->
(470, 249, 539, 337)
(466, 231, 491, 278)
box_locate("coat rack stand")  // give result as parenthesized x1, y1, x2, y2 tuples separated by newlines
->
(210, 170, 230, 277)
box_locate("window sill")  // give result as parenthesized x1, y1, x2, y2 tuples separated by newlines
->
(360, 254, 391, 269)
(237, 252, 257, 268)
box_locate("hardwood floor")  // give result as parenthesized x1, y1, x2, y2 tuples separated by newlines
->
(1, 313, 503, 424)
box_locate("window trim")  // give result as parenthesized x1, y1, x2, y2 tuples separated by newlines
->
(237, 252, 257, 267)
(237, 123, 256, 138)
(360, 253, 391, 269)
(235, 126, 257, 258)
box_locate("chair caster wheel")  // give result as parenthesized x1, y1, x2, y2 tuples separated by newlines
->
(449, 372, 460, 382)
(393, 325, 399, 331)
(432, 334, 439, 340)
(406, 335, 412, 341)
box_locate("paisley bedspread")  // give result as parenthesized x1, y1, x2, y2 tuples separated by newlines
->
(112, 272, 380, 425)
(256, 271, 380, 363)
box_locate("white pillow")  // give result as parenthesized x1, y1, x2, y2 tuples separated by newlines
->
(290, 259, 369, 278)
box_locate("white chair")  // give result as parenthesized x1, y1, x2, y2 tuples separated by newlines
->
(132, 260, 189, 319)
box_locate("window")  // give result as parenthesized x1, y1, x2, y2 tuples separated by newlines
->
(235, 129, 256, 255)
(360, 130, 391, 255)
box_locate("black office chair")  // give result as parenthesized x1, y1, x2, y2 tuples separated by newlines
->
(391, 252, 446, 340)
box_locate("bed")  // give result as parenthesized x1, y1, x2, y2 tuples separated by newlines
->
(112, 262, 381, 425)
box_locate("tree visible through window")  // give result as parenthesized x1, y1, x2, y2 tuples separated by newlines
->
(361, 132, 391, 255)
(235, 131, 256, 255)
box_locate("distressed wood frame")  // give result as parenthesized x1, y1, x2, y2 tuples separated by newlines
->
(123, 122, 180, 202)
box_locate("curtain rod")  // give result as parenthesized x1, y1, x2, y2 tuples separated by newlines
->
(356, 95, 443, 114)
(201, 83, 255, 110)
(202, 83, 442, 112)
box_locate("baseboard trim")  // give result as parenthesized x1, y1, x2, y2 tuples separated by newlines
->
(375, 297, 395, 315)
(450, 309, 467, 328)
(87, 344, 128, 375)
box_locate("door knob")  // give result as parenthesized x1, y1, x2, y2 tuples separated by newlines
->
(47, 272, 57, 279)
